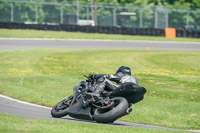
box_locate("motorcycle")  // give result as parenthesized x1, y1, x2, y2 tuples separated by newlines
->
(51, 75, 146, 123)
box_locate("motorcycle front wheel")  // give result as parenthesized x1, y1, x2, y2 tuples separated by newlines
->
(94, 97, 129, 123)
(51, 95, 73, 118)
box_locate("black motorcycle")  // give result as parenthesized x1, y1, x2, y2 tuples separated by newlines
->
(51, 75, 146, 123)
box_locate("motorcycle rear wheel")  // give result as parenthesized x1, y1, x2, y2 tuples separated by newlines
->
(51, 96, 73, 118)
(94, 97, 129, 123)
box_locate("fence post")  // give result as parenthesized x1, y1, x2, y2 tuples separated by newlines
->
(154, 7, 158, 28)
(139, 8, 143, 28)
(35, 4, 38, 24)
(113, 7, 116, 26)
(87, 5, 89, 20)
(94, 0, 98, 26)
(91, 0, 94, 21)
(166, 8, 168, 28)
(76, 0, 79, 24)
(60, 4, 63, 24)
(10, 2, 14, 22)
(186, 11, 190, 26)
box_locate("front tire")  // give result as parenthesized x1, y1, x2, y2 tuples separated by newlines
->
(94, 97, 128, 123)
(51, 96, 73, 118)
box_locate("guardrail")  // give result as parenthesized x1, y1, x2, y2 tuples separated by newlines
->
(0, 22, 199, 38)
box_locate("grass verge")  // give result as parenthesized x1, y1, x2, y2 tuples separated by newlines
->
(0, 28, 200, 42)
(0, 114, 188, 133)
(0, 49, 199, 130)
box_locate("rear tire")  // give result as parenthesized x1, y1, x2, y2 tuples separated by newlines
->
(94, 97, 128, 123)
(51, 96, 73, 118)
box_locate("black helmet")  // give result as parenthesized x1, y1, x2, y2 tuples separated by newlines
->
(115, 66, 131, 76)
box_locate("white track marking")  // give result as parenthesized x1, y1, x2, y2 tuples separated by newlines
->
(0, 94, 51, 109)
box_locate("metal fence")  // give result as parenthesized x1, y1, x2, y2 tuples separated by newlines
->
(0, 0, 200, 31)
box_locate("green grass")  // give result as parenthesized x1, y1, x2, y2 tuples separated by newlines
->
(0, 49, 199, 130)
(0, 114, 187, 133)
(0, 28, 200, 42)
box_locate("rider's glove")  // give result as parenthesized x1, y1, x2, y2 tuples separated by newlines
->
(102, 74, 110, 79)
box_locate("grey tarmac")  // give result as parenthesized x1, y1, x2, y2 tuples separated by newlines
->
(0, 95, 199, 133)
(0, 38, 200, 51)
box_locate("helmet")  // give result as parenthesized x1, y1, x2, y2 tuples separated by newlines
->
(115, 66, 131, 76)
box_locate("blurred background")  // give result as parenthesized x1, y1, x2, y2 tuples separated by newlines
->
(0, 0, 200, 31)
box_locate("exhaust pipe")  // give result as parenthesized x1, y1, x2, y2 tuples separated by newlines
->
(126, 108, 132, 114)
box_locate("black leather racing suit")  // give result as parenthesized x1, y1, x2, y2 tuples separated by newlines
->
(88, 73, 138, 96)
(86, 73, 146, 106)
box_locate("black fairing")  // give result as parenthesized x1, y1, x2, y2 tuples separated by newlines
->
(67, 94, 92, 120)
(73, 80, 96, 94)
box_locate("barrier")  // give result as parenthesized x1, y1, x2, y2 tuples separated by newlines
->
(0, 22, 199, 38)
(165, 28, 176, 38)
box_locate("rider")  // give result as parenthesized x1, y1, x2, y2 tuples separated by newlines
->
(87, 66, 146, 104)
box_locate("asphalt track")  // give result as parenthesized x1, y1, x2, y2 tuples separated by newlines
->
(0, 38, 200, 51)
(0, 38, 200, 132)
(0, 94, 199, 133)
